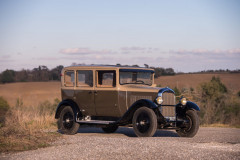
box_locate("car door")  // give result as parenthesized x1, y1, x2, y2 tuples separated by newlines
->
(74, 70, 96, 116)
(94, 70, 121, 117)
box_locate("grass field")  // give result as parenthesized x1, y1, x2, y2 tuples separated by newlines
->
(0, 81, 61, 107)
(155, 73, 240, 93)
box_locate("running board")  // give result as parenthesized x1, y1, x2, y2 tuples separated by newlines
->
(76, 120, 116, 125)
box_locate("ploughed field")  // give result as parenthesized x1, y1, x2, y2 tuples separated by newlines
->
(0, 73, 239, 107)
(0, 127, 239, 160)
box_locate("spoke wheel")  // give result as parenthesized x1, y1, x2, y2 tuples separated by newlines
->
(133, 107, 157, 137)
(58, 106, 80, 135)
(63, 112, 74, 129)
(176, 110, 199, 137)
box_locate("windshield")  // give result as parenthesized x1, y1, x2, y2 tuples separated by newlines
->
(119, 69, 153, 85)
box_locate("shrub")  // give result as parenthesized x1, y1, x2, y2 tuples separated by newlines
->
(173, 87, 181, 96)
(198, 76, 240, 125)
(0, 97, 9, 127)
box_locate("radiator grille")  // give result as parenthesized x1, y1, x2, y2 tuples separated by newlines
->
(161, 92, 176, 117)
(162, 92, 176, 105)
(161, 106, 175, 117)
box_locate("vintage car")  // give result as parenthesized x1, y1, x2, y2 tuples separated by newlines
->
(55, 65, 200, 137)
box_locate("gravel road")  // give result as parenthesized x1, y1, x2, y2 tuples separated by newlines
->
(1, 127, 240, 160)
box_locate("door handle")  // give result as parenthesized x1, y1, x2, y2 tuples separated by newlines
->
(94, 91, 97, 95)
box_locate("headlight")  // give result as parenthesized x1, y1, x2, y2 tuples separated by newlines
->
(156, 96, 163, 104)
(180, 97, 187, 105)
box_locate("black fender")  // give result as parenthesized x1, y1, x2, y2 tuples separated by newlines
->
(157, 87, 175, 97)
(186, 101, 200, 111)
(117, 99, 159, 125)
(176, 101, 200, 118)
(55, 99, 81, 119)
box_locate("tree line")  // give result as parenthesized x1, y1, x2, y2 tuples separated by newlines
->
(1, 63, 238, 84)
(0, 65, 63, 83)
(0, 64, 176, 83)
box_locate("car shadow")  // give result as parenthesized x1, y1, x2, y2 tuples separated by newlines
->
(76, 127, 179, 137)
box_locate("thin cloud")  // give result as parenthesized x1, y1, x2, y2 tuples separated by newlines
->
(121, 46, 160, 54)
(170, 48, 240, 55)
(60, 48, 114, 55)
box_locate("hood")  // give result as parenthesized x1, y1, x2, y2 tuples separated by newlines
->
(122, 85, 161, 93)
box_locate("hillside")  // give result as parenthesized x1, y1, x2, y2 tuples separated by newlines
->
(155, 73, 240, 93)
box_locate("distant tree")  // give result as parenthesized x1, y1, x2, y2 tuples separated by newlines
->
(165, 68, 175, 75)
(0, 69, 15, 83)
(153, 67, 175, 77)
(50, 65, 64, 80)
(144, 64, 149, 68)
(132, 64, 139, 67)
(15, 69, 28, 82)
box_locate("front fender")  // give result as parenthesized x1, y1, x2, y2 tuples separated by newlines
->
(158, 87, 175, 97)
(186, 101, 200, 111)
(176, 101, 200, 118)
(117, 99, 158, 125)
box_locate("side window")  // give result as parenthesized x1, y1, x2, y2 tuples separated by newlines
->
(97, 71, 116, 87)
(77, 70, 93, 87)
(64, 71, 75, 87)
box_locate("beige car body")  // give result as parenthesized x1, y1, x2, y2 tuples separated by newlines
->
(60, 66, 175, 119)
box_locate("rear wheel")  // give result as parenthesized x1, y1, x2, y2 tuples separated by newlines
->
(58, 106, 80, 135)
(132, 107, 157, 137)
(176, 110, 199, 137)
(102, 125, 119, 133)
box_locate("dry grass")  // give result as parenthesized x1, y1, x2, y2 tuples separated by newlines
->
(0, 98, 60, 152)
(0, 82, 61, 152)
(155, 73, 240, 93)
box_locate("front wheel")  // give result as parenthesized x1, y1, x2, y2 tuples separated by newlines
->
(132, 107, 157, 137)
(57, 106, 80, 135)
(176, 110, 199, 137)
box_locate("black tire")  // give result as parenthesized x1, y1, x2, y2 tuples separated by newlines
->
(102, 125, 119, 133)
(132, 107, 157, 137)
(57, 106, 80, 135)
(176, 110, 199, 137)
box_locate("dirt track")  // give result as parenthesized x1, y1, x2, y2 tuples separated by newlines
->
(1, 127, 240, 160)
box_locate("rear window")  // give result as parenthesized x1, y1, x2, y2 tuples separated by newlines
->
(64, 71, 75, 87)
(77, 70, 93, 87)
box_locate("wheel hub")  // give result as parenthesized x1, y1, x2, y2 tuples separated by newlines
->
(66, 118, 70, 123)
(140, 120, 146, 125)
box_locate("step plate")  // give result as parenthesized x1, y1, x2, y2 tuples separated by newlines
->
(76, 120, 115, 125)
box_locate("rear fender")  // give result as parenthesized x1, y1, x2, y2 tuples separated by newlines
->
(55, 99, 81, 119)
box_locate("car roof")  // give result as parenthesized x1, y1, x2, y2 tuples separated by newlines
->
(64, 65, 154, 71)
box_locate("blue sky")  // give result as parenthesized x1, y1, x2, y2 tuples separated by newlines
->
(0, 0, 239, 72)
